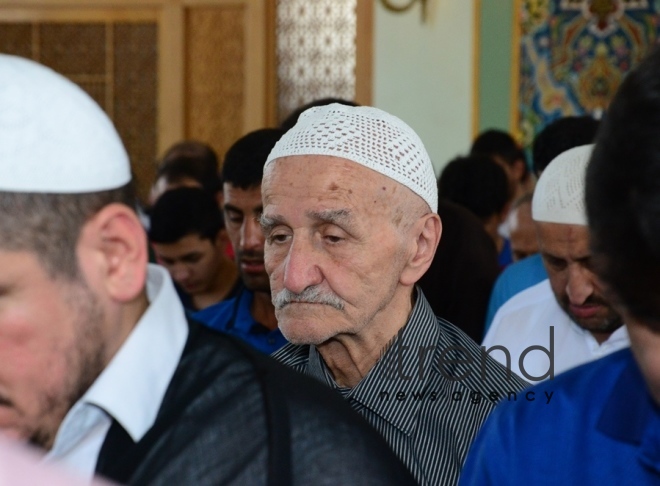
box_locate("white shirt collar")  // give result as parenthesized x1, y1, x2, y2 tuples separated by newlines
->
(569, 320, 630, 352)
(82, 264, 188, 441)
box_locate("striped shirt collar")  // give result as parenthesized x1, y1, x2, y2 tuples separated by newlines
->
(308, 289, 441, 436)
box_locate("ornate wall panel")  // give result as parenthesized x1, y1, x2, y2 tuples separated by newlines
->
(40, 24, 106, 76)
(515, 0, 660, 146)
(185, 6, 245, 162)
(0, 23, 32, 58)
(276, 0, 358, 121)
(113, 23, 158, 201)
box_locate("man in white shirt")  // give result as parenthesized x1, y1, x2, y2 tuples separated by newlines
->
(0, 55, 416, 485)
(483, 145, 628, 383)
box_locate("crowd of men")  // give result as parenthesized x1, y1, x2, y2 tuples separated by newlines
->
(2, 45, 660, 485)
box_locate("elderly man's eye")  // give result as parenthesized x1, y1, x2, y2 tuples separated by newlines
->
(324, 234, 344, 244)
(268, 233, 290, 244)
(544, 255, 566, 270)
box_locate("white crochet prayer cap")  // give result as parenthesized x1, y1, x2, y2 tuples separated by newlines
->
(0, 54, 130, 193)
(532, 144, 593, 226)
(265, 103, 438, 212)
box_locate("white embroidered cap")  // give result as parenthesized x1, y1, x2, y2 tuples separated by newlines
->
(0, 54, 130, 193)
(265, 103, 438, 212)
(532, 144, 593, 225)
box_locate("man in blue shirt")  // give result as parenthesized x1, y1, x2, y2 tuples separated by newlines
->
(195, 129, 287, 354)
(460, 49, 660, 484)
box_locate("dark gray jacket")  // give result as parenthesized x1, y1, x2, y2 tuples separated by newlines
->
(95, 319, 416, 485)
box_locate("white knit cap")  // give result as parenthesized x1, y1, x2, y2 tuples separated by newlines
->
(532, 144, 593, 225)
(265, 103, 438, 212)
(0, 54, 130, 193)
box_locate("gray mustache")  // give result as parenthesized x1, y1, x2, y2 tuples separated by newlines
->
(273, 286, 345, 311)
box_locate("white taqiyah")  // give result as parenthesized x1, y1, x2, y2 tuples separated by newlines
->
(532, 144, 593, 226)
(0, 54, 130, 193)
(265, 103, 438, 212)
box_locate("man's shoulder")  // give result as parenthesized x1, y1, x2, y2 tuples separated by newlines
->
(489, 279, 555, 327)
(191, 295, 241, 331)
(432, 316, 529, 392)
(124, 320, 416, 484)
(501, 347, 631, 418)
(188, 324, 418, 485)
(483, 280, 560, 349)
(460, 349, 635, 484)
(493, 254, 546, 296)
(501, 278, 553, 309)
(484, 255, 547, 333)
(266, 348, 417, 484)
(161, 319, 270, 409)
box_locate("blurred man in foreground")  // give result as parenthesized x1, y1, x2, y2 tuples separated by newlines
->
(0, 54, 416, 485)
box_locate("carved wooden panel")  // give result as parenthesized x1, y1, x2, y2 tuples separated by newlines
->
(0, 20, 157, 201)
(0, 23, 31, 58)
(185, 6, 245, 162)
(40, 23, 106, 75)
(113, 23, 158, 202)
(276, 0, 357, 121)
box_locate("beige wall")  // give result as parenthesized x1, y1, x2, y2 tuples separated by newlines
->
(373, 0, 475, 176)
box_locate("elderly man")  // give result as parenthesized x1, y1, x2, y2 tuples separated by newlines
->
(265, 104, 525, 485)
(0, 55, 418, 485)
(483, 145, 628, 381)
(460, 48, 660, 485)
(483, 116, 600, 332)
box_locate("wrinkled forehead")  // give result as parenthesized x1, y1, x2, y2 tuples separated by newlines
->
(262, 155, 402, 194)
(262, 155, 410, 216)
(536, 221, 591, 253)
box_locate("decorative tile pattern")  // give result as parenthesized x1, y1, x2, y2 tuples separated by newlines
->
(276, 0, 357, 122)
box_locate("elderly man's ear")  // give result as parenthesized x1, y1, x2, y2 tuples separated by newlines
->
(76, 203, 148, 302)
(400, 213, 442, 286)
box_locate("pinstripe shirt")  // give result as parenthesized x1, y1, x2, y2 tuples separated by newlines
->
(273, 289, 527, 485)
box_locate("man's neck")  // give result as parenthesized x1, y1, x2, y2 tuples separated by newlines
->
(192, 258, 239, 310)
(316, 286, 415, 389)
(251, 290, 278, 330)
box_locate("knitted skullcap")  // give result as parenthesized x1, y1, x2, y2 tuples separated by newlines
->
(265, 103, 438, 212)
(0, 54, 130, 193)
(532, 144, 593, 225)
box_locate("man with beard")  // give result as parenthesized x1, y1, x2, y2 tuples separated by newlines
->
(483, 115, 600, 334)
(482, 144, 628, 382)
(0, 54, 419, 485)
(460, 47, 660, 485)
(194, 129, 287, 354)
